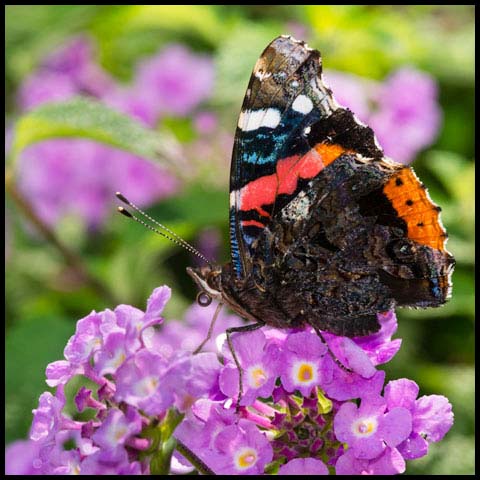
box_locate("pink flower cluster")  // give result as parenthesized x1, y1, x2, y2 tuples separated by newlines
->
(5, 286, 453, 475)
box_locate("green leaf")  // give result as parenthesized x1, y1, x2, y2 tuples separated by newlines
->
(5, 315, 73, 443)
(10, 97, 181, 173)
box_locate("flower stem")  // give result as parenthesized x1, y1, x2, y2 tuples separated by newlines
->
(175, 439, 216, 475)
(5, 168, 119, 306)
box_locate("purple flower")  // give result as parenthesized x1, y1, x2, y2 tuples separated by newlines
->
(46, 360, 80, 387)
(384, 379, 454, 459)
(79, 448, 143, 475)
(35, 433, 83, 475)
(135, 44, 214, 117)
(30, 388, 67, 443)
(114, 349, 180, 415)
(16, 283, 455, 475)
(280, 331, 332, 397)
(209, 420, 273, 474)
(175, 399, 238, 462)
(74, 386, 105, 413)
(335, 446, 406, 475)
(176, 399, 272, 475)
(325, 67, 442, 164)
(19, 285, 230, 475)
(353, 311, 402, 366)
(180, 352, 222, 410)
(94, 331, 132, 377)
(42, 36, 114, 97)
(278, 457, 329, 475)
(62, 309, 103, 367)
(5, 439, 42, 475)
(18, 140, 110, 228)
(17, 71, 77, 111)
(18, 36, 113, 111)
(324, 334, 377, 378)
(334, 397, 412, 460)
(142, 284, 171, 325)
(369, 68, 442, 164)
(91, 407, 143, 450)
(220, 329, 281, 405)
(322, 361, 386, 402)
(105, 148, 179, 208)
(17, 139, 178, 230)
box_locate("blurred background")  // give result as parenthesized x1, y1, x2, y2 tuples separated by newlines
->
(5, 5, 474, 475)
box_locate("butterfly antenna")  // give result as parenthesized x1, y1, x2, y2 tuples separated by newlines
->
(116, 192, 213, 268)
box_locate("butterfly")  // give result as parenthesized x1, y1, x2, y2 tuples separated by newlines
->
(187, 34, 454, 357)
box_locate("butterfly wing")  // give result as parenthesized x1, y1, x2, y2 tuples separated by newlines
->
(229, 35, 384, 278)
(224, 35, 453, 337)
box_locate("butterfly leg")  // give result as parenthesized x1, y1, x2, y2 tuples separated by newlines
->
(193, 302, 224, 354)
(312, 325, 353, 374)
(226, 321, 265, 408)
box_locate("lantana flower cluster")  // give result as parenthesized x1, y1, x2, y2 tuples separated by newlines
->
(6, 286, 453, 475)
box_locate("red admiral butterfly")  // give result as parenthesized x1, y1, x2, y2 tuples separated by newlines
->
(187, 35, 454, 343)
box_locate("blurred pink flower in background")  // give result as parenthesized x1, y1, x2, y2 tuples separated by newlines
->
(324, 67, 442, 164)
(18, 71, 77, 111)
(18, 140, 179, 229)
(42, 36, 114, 97)
(193, 227, 223, 266)
(5, 439, 42, 475)
(135, 44, 215, 117)
(13, 37, 216, 230)
(194, 111, 219, 135)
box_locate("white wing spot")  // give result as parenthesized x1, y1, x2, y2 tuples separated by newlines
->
(255, 70, 272, 81)
(238, 108, 281, 132)
(230, 190, 237, 208)
(292, 95, 313, 114)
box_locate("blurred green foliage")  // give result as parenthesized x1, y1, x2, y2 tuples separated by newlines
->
(5, 5, 474, 475)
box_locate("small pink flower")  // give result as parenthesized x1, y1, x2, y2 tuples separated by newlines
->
(334, 398, 412, 460)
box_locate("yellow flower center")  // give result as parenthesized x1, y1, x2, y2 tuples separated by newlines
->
(248, 365, 267, 388)
(298, 364, 313, 381)
(234, 447, 258, 470)
(115, 426, 128, 441)
(352, 417, 378, 438)
(136, 376, 158, 396)
(113, 351, 126, 368)
(292, 361, 317, 385)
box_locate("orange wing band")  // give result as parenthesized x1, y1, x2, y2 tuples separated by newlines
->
(383, 168, 447, 251)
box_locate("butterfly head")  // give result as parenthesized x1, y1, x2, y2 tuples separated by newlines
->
(186, 265, 223, 306)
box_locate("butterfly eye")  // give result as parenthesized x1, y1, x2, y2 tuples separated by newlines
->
(197, 291, 212, 307)
(387, 239, 416, 263)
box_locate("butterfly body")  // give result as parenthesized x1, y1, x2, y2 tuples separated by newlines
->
(188, 35, 454, 338)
